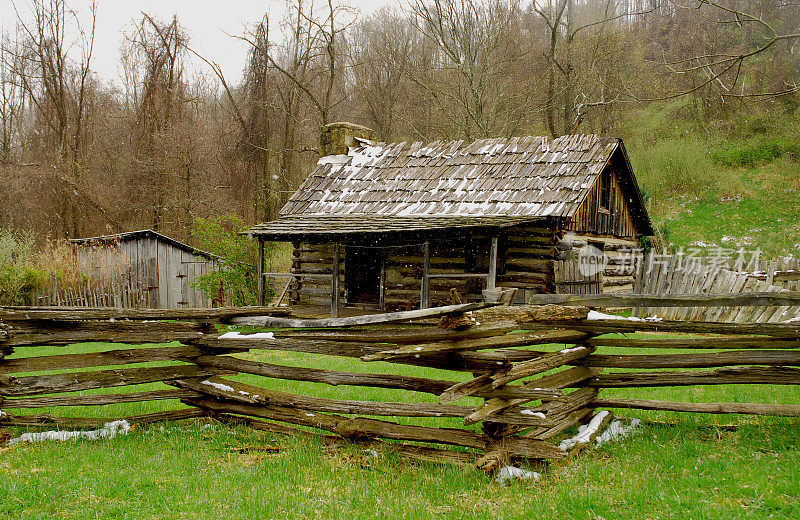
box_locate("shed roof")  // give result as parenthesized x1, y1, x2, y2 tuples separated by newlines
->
(71, 230, 217, 260)
(252, 134, 652, 237)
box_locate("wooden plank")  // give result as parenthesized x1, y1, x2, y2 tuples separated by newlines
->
(178, 376, 554, 428)
(0, 345, 232, 374)
(586, 336, 800, 349)
(267, 324, 519, 344)
(521, 316, 800, 337)
(525, 292, 800, 308)
(5, 330, 206, 347)
(489, 346, 595, 388)
(0, 365, 216, 397)
(187, 397, 565, 459)
(0, 408, 207, 429)
(199, 335, 520, 373)
(577, 350, 800, 369)
(228, 302, 492, 329)
(192, 355, 565, 401)
(258, 239, 266, 306)
(175, 377, 480, 419)
(463, 367, 598, 425)
(3, 389, 198, 409)
(592, 398, 800, 416)
(361, 329, 590, 362)
(3, 319, 209, 347)
(488, 236, 498, 290)
(589, 366, 800, 387)
(438, 349, 594, 404)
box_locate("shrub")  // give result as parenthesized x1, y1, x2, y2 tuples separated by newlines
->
(710, 137, 800, 167)
(0, 229, 49, 305)
(191, 215, 272, 306)
(632, 138, 718, 196)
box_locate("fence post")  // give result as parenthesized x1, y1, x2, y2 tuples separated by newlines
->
(257, 238, 265, 307)
(51, 272, 59, 306)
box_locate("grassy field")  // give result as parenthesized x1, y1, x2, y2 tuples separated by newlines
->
(2, 338, 799, 519)
(622, 103, 800, 257)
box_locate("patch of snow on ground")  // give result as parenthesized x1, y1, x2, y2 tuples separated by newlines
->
(218, 331, 275, 340)
(587, 310, 662, 322)
(9, 420, 131, 445)
(595, 418, 641, 447)
(495, 466, 541, 484)
(690, 240, 719, 248)
(558, 411, 610, 451)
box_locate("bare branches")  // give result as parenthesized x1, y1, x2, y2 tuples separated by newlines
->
(636, 0, 800, 101)
(408, 0, 531, 139)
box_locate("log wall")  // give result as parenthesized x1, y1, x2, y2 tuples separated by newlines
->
(290, 224, 561, 310)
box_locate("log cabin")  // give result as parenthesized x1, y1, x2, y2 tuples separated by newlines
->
(248, 122, 653, 314)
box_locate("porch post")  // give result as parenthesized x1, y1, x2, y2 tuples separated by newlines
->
(379, 253, 386, 311)
(257, 238, 265, 306)
(420, 240, 430, 309)
(488, 236, 498, 290)
(331, 243, 341, 317)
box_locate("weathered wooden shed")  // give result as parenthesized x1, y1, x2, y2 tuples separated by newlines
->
(71, 230, 216, 308)
(248, 123, 654, 314)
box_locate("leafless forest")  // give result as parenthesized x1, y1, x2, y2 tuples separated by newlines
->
(1, 0, 798, 241)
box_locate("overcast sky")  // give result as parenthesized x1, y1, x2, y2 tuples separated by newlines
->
(1, 0, 397, 88)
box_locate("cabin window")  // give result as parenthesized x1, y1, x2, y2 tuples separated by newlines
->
(599, 168, 612, 211)
(344, 246, 383, 305)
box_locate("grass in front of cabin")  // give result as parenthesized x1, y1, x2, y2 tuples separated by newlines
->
(1, 338, 800, 519)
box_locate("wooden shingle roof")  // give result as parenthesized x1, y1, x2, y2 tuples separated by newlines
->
(252, 134, 652, 237)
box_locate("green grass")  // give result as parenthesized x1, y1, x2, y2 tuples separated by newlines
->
(623, 103, 800, 257)
(2, 337, 800, 519)
(2, 419, 798, 520)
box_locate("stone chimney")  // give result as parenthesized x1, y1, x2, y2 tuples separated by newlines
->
(320, 122, 375, 157)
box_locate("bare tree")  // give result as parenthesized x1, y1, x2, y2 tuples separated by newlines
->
(532, 0, 655, 137)
(245, 0, 356, 126)
(0, 29, 26, 164)
(122, 13, 193, 232)
(348, 8, 418, 140)
(409, 0, 532, 140)
(12, 0, 96, 177)
(650, 0, 800, 101)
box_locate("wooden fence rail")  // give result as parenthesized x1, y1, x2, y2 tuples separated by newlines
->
(1, 299, 799, 467)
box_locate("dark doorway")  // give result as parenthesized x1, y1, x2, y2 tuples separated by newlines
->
(345, 246, 383, 305)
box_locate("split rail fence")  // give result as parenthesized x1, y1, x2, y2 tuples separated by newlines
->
(1, 295, 800, 465)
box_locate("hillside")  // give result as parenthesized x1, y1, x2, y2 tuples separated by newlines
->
(623, 103, 800, 258)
